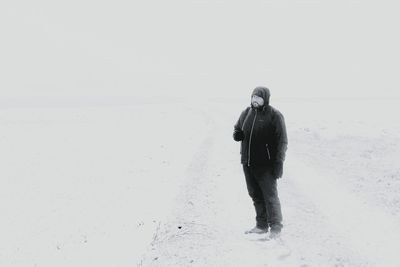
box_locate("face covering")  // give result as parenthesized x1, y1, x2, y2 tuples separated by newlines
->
(251, 95, 264, 108)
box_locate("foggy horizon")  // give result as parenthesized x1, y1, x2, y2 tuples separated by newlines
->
(1, 0, 400, 100)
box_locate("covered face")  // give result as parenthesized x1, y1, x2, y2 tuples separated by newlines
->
(251, 95, 264, 108)
(251, 86, 270, 108)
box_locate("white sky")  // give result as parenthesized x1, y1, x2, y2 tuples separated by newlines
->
(1, 0, 399, 100)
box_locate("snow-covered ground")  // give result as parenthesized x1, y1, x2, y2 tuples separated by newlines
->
(1, 97, 400, 266)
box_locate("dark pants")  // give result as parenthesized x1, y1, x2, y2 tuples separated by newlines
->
(243, 164, 283, 231)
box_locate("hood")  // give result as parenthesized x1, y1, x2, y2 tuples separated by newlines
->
(251, 86, 270, 108)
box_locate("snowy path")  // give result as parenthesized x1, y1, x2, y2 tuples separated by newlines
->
(138, 106, 303, 266)
(138, 102, 400, 267)
(1, 99, 399, 266)
(286, 153, 400, 266)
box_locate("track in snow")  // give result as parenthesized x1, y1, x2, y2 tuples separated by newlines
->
(138, 104, 400, 267)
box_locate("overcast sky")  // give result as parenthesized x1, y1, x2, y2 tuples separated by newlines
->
(1, 0, 399, 100)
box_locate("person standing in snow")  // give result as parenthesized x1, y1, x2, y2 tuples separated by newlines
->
(233, 86, 288, 237)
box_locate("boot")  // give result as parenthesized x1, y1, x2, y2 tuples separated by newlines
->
(269, 225, 281, 238)
(244, 226, 268, 234)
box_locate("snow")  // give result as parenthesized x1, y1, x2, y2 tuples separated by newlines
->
(0, 101, 211, 266)
(1, 97, 400, 266)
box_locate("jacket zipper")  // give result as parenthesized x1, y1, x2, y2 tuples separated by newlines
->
(266, 144, 271, 160)
(247, 109, 257, 166)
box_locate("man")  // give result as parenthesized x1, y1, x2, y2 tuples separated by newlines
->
(233, 86, 288, 237)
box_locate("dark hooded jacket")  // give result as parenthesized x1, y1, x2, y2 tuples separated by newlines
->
(233, 87, 288, 167)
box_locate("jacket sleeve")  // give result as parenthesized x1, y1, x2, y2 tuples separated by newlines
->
(233, 107, 250, 141)
(273, 111, 288, 162)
